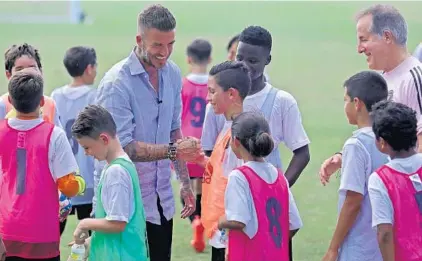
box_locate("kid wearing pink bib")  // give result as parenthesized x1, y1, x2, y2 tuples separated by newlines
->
(0, 70, 84, 261)
(369, 101, 422, 261)
(218, 111, 302, 261)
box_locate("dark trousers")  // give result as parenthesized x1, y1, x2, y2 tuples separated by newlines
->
(211, 247, 225, 261)
(146, 198, 173, 261)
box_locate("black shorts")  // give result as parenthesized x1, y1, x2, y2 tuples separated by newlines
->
(69, 203, 93, 219)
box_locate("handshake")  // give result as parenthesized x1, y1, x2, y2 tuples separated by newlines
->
(174, 137, 205, 164)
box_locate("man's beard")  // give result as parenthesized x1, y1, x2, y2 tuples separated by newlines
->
(137, 46, 155, 68)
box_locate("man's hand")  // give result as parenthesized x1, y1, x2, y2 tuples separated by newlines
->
(180, 186, 195, 218)
(175, 137, 203, 162)
(321, 248, 338, 261)
(319, 153, 342, 185)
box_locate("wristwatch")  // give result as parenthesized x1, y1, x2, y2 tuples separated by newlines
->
(167, 142, 177, 161)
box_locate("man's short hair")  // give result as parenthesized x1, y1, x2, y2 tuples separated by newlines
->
(356, 4, 408, 46)
(138, 4, 176, 33)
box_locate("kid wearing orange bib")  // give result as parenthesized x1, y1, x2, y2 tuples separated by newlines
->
(193, 61, 251, 261)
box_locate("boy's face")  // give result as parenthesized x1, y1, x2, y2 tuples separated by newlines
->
(6, 55, 40, 80)
(84, 64, 97, 85)
(227, 40, 239, 61)
(344, 88, 358, 125)
(207, 76, 234, 115)
(236, 42, 269, 80)
(76, 134, 109, 161)
(375, 137, 390, 155)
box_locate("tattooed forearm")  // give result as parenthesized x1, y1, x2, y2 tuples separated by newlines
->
(124, 141, 169, 162)
(171, 129, 191, 188)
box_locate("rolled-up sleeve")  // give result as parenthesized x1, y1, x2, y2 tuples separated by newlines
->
(171, 68, 182, 131)
(96, 79, 135, 147)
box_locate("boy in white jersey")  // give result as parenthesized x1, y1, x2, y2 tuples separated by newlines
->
(322, 71, 388, 261)
(201, 25, 310, 261)
(51, 46, 97, 236)
(369, 101, 422, 260)
(1, 44, 62, 127)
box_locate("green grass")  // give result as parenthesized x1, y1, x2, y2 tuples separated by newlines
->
(1, 1, 422, 260)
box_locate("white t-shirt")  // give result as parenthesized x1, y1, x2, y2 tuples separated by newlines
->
(368, 153, 422, 227)
(7, 118, 78, 180)
(201, 84, 310, 166)
(225, 161, 303, 239)
(383, 56, 422, 134)
(337, 127, 382, 261)
(100, 154, 135, 222)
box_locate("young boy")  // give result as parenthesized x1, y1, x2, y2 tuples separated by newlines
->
(201, 25, 310, 260)
(322, 71, 389, 261)
(1, 43, 61, 126)
(226, 34, 270, 82)
(71, 104, 149, 261)
(51, 46, 97, 235)
(0, 70, 85, 261)
(180, 38, 212, 252)
(192, 60, 251, 261)
(369, 100, 422, 260)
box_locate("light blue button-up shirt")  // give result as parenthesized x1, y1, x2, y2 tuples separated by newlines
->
(95, 49, 182, 225)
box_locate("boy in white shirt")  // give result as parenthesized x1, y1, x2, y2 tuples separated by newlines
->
(51, 46, 97, 235)
(322, 71, 389, 261)
(369, 101, 422, 260)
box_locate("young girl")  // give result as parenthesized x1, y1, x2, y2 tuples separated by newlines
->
(218, 111, 303, 261)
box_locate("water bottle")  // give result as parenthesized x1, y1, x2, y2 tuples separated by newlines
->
(219, 228, 228, 245)
(68, 243, 85, 261)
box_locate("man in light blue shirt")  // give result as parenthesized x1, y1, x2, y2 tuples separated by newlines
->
(95, 4, 200, 261)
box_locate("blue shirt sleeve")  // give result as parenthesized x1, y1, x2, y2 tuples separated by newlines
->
(171, 66, 182, 132)
(96, 79, 135, 148)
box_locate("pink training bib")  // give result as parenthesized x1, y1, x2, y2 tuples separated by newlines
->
(181, 77, 208, 178)
(228, 165, 289, 261)
(0, 120, 60, 259)
(376, 165, 422, 261)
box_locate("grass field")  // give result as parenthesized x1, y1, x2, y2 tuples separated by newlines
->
(0, 1, 422, 260)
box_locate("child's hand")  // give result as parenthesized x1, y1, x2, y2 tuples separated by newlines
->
(73, 226, 89, 245)
(175, 137, 203, 162)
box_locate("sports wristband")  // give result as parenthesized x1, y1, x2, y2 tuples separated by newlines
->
(75, 175, 86, 195)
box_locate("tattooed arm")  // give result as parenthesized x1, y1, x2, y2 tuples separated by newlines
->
(124, 141, 169, 162)
(171, 128, 190, 188)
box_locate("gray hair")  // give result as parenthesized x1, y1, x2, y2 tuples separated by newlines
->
(138, 4, 176, 33)
(356, 4, 407, 46)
